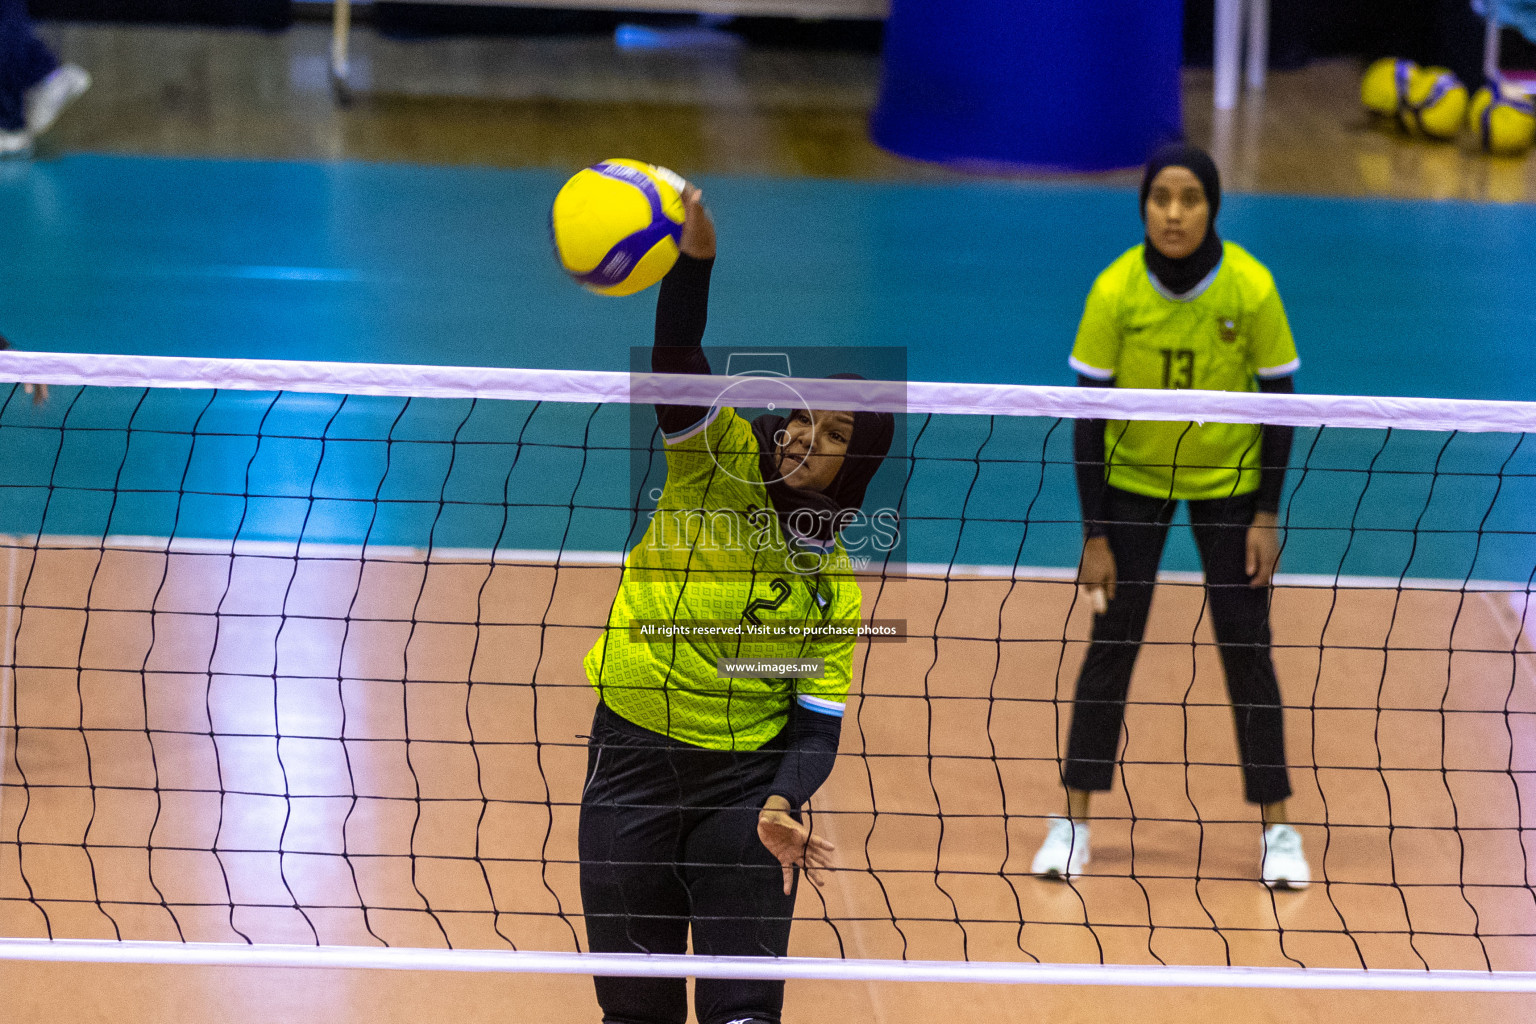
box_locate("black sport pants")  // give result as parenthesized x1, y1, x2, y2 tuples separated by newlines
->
(578, 702, 796, 1024)
(1064, 486, 1293, 805)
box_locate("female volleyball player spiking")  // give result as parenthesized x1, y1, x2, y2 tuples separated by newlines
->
(579, 184, 893, 1024)
(1031, 143, 1311, 890)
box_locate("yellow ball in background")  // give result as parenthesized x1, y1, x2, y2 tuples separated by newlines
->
(1361, 57, 1414, 117)
(1399, 66, 1467, 139)
(1470, 81, 1536, 155)
(551, 158, 687, 297)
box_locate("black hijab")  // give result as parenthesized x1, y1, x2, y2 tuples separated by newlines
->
(748, 373, 895, 551)
(1140, 143, 1223, 298)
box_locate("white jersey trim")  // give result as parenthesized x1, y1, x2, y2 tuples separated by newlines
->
(797, 694, 845, 717)
(1255, 358, 1301, 380)
(1068, 356, 1115, 381)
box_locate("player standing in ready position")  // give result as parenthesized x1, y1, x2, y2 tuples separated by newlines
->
(1031, 144, 1311, 889)
(579, 184, 894, 1024)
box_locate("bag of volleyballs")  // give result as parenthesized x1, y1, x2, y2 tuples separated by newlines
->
(551, 159, 687, 297)
(1470, 80, 1536, 155)
(1399, 66, 1467, 139)
(1361, 57, 1414, 117)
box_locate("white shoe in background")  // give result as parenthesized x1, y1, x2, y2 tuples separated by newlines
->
(1262, 824, 1310, 890)
(0, 130, 33, 159)
(25, 64, 91, 137)
(1031, 816, 1090, 879)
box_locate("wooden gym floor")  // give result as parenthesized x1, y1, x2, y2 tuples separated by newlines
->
(25, 18, 1536, 202)
(2, 546, 1534, 1021)
(3, 13, 1536, 1024)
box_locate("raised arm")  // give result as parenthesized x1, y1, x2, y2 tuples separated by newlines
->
(652, 187, 718, 438)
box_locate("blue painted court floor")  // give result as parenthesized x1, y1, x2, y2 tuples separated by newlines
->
(1, 154, 1534, 581)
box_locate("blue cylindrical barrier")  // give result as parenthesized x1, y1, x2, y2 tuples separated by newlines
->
(872, 0, 1184, 172)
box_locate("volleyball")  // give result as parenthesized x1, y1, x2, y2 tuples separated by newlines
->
(1361, 57, 1412, 117)
(551, 158, 687, 297)
(1470, 81, 1536, 155)
(1399, 66, 1467, 139)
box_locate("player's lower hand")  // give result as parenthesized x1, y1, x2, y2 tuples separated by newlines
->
(758, 795, 835, 896)
(1078, 535, 1116, 613)
(23, 382, 47, 406)
(1246, 511, 1280, 588)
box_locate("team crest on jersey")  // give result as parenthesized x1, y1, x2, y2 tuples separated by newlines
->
(1217, 317, 1238, 343)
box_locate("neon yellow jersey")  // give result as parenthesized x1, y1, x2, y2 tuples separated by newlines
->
(1068, 241, 1300, 501)
(583, 407, 861, 751)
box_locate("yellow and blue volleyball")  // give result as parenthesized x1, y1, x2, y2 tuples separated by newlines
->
(1361, 57, 1413, 117)
(1399, 66, 1467, 139)
(551, 159, 686, 297)
(1470, 81, 1536, 155)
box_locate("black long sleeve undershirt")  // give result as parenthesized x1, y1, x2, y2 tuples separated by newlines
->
(1073, 374, 1114, 538)
(768, 702, 843, 810)
(652, 253, 716, 436)
(1073, 373, 1296, 536)
(1254, 375, 1295, 514)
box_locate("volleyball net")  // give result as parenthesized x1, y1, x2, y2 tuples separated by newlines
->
(0, 349, 1533, 992)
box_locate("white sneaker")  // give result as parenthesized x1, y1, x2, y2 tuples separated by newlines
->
(0, 130, 32, 159)
(25, 64, 91, 137)
(1262, 824, 1310, 890)
(1031, 816, 1090, 879)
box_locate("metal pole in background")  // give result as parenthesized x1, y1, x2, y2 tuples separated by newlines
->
(1214, 0, 1241, 110)
(331, 0, 353, 103)
(1245, 0, 1269, 92)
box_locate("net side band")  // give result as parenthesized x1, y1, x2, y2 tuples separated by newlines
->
(0, 351, 1532, 433)
(0, 940, 1532, 992)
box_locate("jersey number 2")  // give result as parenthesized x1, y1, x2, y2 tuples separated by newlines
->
(743, 579, 792, 625)
(1160, 347, 1195, 389)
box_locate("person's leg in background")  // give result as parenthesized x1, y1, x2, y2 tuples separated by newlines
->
(1189, 492, 1309, 889)
(0, 0, 89, 158)
(1033, 486, 1177, 878)
(1060, 487, 1178, 801)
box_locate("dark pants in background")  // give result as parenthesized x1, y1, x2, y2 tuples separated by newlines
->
(579, 702, 796, 1024)
(0, 0, 58, 132)
(1064, 486, 1293, 806)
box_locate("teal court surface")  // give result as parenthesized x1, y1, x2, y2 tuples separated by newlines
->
(1, 153, 1534, 581)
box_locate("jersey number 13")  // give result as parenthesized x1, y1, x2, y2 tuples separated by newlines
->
(1160, 347, 1195, 389)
